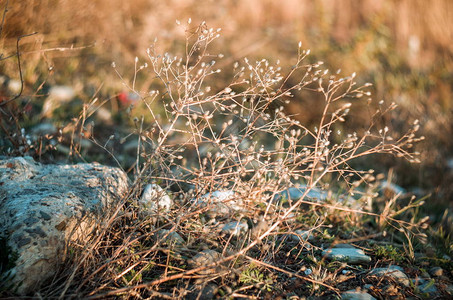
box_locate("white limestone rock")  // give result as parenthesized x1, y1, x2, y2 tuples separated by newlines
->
(0, 157, 129, 295)
(140, 184, 173, 214)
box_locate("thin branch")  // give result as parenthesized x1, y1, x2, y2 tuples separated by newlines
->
(0, 31, 37, 107)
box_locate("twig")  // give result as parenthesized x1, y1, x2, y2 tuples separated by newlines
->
(0, 32, 37, 107)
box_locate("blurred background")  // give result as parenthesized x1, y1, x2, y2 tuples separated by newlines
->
(1, 0, 452, 222)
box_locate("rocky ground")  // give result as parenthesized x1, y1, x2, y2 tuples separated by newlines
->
(1, 157, 452, 299)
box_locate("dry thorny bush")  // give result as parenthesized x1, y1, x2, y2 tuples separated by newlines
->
(50, 21, 426, 298)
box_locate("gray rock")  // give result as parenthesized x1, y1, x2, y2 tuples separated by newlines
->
(341, 290, 376, 300)
(140, 184, 173, 214)
(417, 279, 438, 296)
(368, 266, 409, 286)
(187, 283, 218, 300)
(188, 250, 223, 275)
(220, 221, 249, 236)
(274, 186, 327, 202)
(0, 157, 128, 295)
(288, 229, 314, 243)
(334, 243, 357, 248)
(323, 246, 372, 264)
(31, 123, 57, 136)
(156, 229, 184, 245)
(192, 190, 242, 218)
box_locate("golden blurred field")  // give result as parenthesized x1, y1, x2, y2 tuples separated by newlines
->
(1, 0, 452, 204)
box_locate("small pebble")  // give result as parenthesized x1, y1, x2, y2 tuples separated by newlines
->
(429, 266, 443, 277)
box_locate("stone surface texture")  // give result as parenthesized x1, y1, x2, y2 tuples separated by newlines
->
(188, 249, 223, 274)
(220, 221, 249, 236)
(323, 245, 372, 264)
(368, 266, 409, 286)
(192, 190, 242, 218)
(341, 290, 376, 300)
(0, 156, 128, 295)
(140, 183, 173, 214)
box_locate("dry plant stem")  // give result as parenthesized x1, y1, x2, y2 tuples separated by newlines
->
(230, 293, 259, 299)
(0, 32, 37, 107)
(23, 43, 95, 54)
(87, 186, 417, 298)
(58, 195, 133, 299)
(87, 178, 331, 299)
(78, 22, 421, 298)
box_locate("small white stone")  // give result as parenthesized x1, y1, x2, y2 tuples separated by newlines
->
(49, 85, 75, 102)
(429, 266, 443, 277)
(221, 221, 248, 236)
(41, 86, 75, 117)
(96, 107, 113, 122)
(8, 79, 22, 94)
(140, 184, 172, 214)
